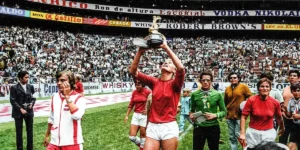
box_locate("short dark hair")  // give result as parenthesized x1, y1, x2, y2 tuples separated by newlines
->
(199, 71, 213, 81)
(260, 73, 274, 81)
(56, 70, 76, 90)
(133, 78, 145, 87)
(227, 72, 240, 82)
(257, 78, 272, 91)
(290, 82, 300, 92)
(289, 70, 300, 77)
(17, 71, 29, 80)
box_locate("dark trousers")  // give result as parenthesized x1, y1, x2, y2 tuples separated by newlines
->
(279, 117, 300, 150)
(273, 118, 278, 130)
(14, 115, 33, 150)
(279, 117, 293, 145)
(193, 125, 220, 150)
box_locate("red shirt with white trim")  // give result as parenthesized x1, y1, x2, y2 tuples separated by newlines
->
(128, 88, 151, 113)
(242, 95, 281, 130)
(48, 91, 86, 146)
(137, 70, 185, 123)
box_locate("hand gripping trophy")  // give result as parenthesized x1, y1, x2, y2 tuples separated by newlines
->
(133, 16, 165, 49)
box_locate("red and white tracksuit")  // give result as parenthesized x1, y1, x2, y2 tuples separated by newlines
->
(48, 92, 86, 147)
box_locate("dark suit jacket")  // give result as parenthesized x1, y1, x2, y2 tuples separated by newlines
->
(10, 83, 35, 118)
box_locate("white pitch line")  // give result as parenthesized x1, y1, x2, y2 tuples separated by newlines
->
(179, 124, 193, 141)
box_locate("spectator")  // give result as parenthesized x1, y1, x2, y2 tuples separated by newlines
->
(239, 78, 284, 149)
(224, 72, 252, 150)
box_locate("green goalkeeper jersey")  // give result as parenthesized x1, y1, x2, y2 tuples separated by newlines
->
(190, 89, 227, 127)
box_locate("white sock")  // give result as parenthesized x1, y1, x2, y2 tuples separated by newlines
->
(129, 136, 140, 145)
(140, 138, 146, 148)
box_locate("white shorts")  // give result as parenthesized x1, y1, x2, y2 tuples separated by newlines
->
(131, 112, 147, 127)
(146, 121, 179, 141)
(246, 127, 276, 148)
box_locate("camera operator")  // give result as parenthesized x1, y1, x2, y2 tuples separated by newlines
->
(10, 71, 36, 150)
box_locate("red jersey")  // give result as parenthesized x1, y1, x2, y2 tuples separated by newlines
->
(75, 81, 84, 93)
(137, 70, 185, 123)
(128, 88, 152, 113)
(242, 95, 281, 130)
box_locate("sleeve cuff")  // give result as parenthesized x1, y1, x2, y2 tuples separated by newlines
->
(71, 108, 79, 114)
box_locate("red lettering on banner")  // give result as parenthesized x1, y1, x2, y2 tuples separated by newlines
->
(33, 105, 50, 112)
(116, 83, 122, 88)
(61, 0, 66, 6)
(102, 83, 108, 88)
(100, 99, 108, 103)
(122, 83, 127, 88)
(0, 106, 9, 113)
(69, 1, 77, 8)
(0, 114, 10, 117)
(159, 9, 204, 16)
(34, 0, 87, 8)
(50, 0, 59, 5)
(86, 101, 97, 105)
(80, 3, 88, 9)
(129, 82, 134, 88)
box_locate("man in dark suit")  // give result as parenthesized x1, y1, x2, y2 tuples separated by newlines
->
(10, 71, 35, 150)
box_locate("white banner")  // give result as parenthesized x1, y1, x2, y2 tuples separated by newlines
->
(28, 0, 300, 17)
(83, 83, 100, 94)
(131, 22, 262, 30)
(0, 82, 290, 101)
(0, 84, 42, 100)
(183, 82, 290, 93)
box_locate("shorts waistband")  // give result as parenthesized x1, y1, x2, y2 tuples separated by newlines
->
(149, 121, 176, 125)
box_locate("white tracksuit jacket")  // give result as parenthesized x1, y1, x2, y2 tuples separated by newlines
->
(48, 92, 86, 146)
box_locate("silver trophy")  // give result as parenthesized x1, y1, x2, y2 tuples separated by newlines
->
(133, 16, 165, 49)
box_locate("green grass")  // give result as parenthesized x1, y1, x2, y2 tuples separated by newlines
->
(0, 102, 251, 150)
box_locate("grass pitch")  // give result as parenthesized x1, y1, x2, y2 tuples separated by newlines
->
(0, 102, 248, 150)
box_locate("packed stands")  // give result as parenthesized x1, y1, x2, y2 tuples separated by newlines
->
(0, 24, 299, 84)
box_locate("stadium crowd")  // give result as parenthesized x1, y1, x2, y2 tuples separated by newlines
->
(0, 26, 300, 84)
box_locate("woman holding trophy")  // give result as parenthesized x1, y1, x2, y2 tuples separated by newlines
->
(130, 16, 185, 150)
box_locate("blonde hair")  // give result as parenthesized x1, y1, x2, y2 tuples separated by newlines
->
(56, 70, 76, 90)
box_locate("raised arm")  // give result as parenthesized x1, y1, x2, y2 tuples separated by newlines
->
(129, 48, 146, 77)
(160, 40, 184, 72)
